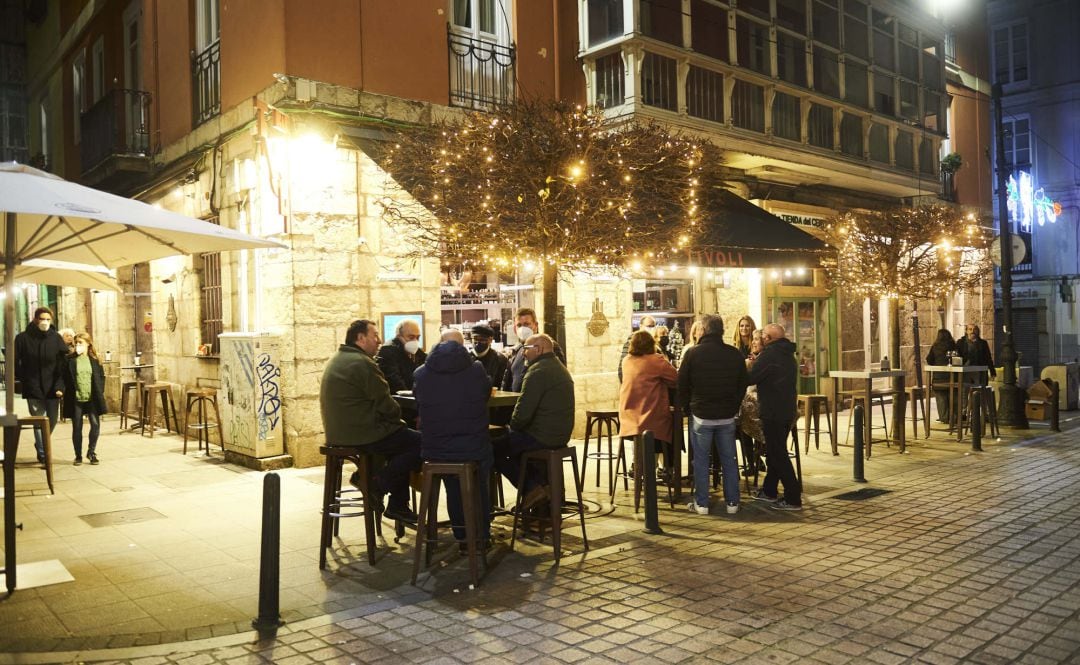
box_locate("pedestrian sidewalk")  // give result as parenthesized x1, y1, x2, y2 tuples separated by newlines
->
(0, 397, 1075, 663)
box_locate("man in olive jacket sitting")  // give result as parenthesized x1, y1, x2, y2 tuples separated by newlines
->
(320, 319, 421, 522)
(494, 334, 575, 509)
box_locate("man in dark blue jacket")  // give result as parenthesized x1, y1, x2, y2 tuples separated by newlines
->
(412, 329, 493, 548)
(748, 323, 802, 510)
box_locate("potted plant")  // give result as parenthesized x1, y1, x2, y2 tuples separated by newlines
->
(940, 152, 963, 174)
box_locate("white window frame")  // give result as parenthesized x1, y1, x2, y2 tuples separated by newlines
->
(92, 37, 105, 104)
(992, 20, 1028, 88)
(196, 0, 220, 51)
(1002, 114, 1032, 172)
(123, 1, 142, 91)
(450, 0, 511, 45)
(72, 50, 86, 145)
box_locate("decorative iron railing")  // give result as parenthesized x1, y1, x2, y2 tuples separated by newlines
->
(448, 27, 515, 109)
(939, 170, 956, 202)
(192, 39, 221, 126)
(79, 88, 151, 172)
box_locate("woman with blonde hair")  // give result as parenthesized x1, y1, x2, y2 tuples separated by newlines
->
(732, 315, 757, 358)
(678, 319, 704, 367)
(62, 332, 107, 465)
(620, 330, 679, 473)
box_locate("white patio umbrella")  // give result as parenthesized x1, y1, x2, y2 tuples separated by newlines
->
(5, 259, 120, 292)
(0, 161, 284, 413)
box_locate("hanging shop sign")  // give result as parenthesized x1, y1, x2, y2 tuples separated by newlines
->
(1006, 171, 1061, 232)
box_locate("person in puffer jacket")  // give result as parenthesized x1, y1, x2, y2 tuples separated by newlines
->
(748, 323, 802, 510)
(413, 329, 493, 548)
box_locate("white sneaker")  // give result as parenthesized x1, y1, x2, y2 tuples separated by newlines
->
(687, 501, 709, 515)
(726, 503, 739, 515)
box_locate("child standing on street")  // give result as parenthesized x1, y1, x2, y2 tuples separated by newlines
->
(63, 332, 107, 465)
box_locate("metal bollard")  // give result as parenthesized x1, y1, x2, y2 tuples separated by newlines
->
(1051, 380, 1061, 432)
(971, 389, 983, 452)
(641, 431, 663, 535)
(853, 404, 866, 483)
(252, 473, 284, 633)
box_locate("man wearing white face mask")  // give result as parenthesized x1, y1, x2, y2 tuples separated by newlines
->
(376, 319, 427, 394)
(14, 307, 69, 465)
(501, 307, 565, 393)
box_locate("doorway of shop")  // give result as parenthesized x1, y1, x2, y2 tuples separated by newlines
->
(769, 298, 831, 394)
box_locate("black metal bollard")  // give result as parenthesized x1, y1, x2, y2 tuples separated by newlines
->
(971, 389, 983, 452)
(252, 473, 284, 633)
(641, 431, 663, 535)
(3, 418, 21, 594)
(853, 404, 867, 483)
(1051, 380, 1061, 432)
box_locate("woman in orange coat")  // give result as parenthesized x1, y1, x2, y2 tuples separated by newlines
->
(620, 330, 679, 471)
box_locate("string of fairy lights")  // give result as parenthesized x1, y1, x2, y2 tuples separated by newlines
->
(823, 204, 995, 300)
(379, 101, 709, 276)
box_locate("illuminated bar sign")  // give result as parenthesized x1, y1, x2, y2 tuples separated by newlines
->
(1006, 171, 1061, 232)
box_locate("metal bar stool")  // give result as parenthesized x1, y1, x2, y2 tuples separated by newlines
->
(580, 411, 626, 499)
(797, 394, 835, 454)
(183, 388, 224, 455)
(510, 446, 589, 562)
(411, 461, 486, 587)
(843, 391, 890, 448)
(141, 383, 179, 437)
(906, 386, 930, 439)
(319, 446, 383, 568)
(17, 416, 53, 494)
(119, 381, 141, 429)
(962, 385, 1000, 438)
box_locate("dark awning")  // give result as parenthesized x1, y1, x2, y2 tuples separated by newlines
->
(683, 189, 831, 269)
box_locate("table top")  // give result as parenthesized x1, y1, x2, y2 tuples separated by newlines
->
(120, 364, 155, 370)
(393, 389, 522, 408)
(924, 365, 988, 373)
(829, 370, 907, 379)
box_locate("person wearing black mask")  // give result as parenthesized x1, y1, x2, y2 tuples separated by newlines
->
(14, 307, 69, 464)
(471, 323, 508, 388)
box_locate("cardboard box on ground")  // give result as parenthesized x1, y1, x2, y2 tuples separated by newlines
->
(1026, 379, 1055, 421)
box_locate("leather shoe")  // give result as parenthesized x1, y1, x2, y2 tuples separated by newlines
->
(384, 504, 418, 523)
(520, 485, 549, 512)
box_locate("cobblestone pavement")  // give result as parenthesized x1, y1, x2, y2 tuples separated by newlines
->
(3, 419, 1078, 664)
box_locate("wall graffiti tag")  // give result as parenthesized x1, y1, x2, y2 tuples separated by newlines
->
(256, 352, 282, 440)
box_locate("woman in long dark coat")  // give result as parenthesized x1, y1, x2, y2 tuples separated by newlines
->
(926, 329, 957, 423)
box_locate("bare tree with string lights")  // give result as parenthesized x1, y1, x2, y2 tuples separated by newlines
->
(823, 204, 995, 408)
(375, 98, 713, 340)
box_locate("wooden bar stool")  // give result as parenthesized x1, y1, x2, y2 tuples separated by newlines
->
(183, 388, 224, 455)
(141, 383, 179, 437)
(319, 446, 382, 568)
(511, 446, 589, 562)
(580, 411, 626, 499)
(906, 386, 930, 439)
(411, 461, 486, 587)
(962, 385, 999, 438)
(797, 394, 835, 454)
(17, 416, 53, 494)
(843, 391, 890, 447)
(119, 381, 140, 429)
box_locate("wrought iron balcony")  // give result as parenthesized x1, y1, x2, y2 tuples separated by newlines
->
(192, 39, 221, 126)
(939, 170, 956, 202)
(79, 88, 151, 190)
(448, 27, 515, 109)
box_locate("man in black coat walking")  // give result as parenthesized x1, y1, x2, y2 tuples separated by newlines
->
(748, 323, 802, 510)
(957, 324, 996, 386)
(14, 307, 69, 464)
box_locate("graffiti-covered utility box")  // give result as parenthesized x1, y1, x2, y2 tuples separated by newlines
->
(219, 333, 284, 459)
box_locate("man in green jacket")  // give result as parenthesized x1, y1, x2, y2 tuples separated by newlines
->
(495, 334, 575, 509)
(320, 319, 421, 522)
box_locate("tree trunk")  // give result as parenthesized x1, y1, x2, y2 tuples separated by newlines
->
(542, 261, 558, 339)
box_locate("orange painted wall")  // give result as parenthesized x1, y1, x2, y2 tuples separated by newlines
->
(949, 88, 993, 209)
(283, 1, 362, 89)
(514, 0, 555, 99)
(151, 0, 194, 150)
(219, 0, 286, 113)
(358, 1, 446, 105)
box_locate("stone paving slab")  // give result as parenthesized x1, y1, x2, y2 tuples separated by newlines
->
(1, 405, 1078, 663)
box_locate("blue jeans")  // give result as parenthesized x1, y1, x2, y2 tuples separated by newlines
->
(690, 417, 739, 507)
(26, 398, 60, 458)
(71, 401, 101, 459)
(435, 454, 493, 543)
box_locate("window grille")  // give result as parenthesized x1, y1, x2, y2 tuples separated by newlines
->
(807, 103, 834, 149)
(731, 80, 765, 133)
(840, 113, 862, 157)
(641, 52, 677, 111)
(686, 66, 724, 122)
(594, 52, 625, 109)
(772, 92, 801, 141)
